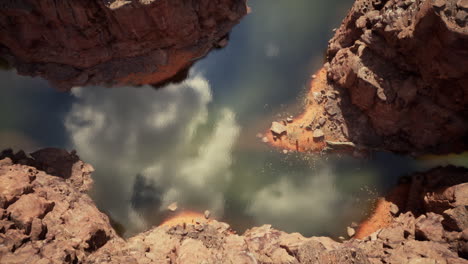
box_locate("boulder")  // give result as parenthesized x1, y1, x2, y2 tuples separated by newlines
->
(8, 194, 54, 229)
(271, 122, 287, 136)
(313, 129, 325, 140)
(415, 213, 445, 242)
(443, 206, 468, 231)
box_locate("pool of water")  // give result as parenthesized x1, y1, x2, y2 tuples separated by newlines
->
(1, 0, 467, 238)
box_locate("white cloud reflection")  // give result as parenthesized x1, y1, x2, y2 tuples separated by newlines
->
(265, 42, 280, 58)
(248, 167, 342, 234)
(65, 74, 240, 232)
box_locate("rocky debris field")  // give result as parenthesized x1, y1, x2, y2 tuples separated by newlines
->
(0, 0, 247, 90)
(266, 69, 339, 153)
(268, 0, 468, 155)
(0, 148, 467, 263)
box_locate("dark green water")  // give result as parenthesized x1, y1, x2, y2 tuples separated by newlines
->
(1, 0, 467, 238)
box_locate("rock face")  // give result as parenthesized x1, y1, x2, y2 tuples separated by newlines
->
(268, 0, 467, 155)
(0, 148, 118, 263)
(1, 148, 467, 263)
(326, 0, 468, 154)
(0, 0, 247, 90)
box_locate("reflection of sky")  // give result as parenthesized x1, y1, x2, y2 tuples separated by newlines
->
(64, 75, 241, 234)
(0, 72, 73, 150)
(197, 0, 352, 121)
(1, 0, 467, 238)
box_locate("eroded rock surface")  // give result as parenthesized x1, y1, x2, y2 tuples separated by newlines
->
(1, 148, 467, 263)
(0, 0, 247, 90)
(326, 0, 468, 154)
(268, 0, 467, 155)
(0, 148, 118, 263)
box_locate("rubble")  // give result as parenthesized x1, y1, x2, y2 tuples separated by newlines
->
(270, 122, 287, 136)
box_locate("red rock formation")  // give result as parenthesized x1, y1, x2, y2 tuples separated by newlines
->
(1, 148, 467, 263)
(0, 0, 247, 90)
(0, 148, 118, 263)
(268, 0, 468, 155)
(355, 166, 468, 239)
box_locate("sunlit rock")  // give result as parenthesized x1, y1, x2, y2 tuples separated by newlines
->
(0, 0, 248, 90)
(268, 0, 468, 155)
(1, 148, 467, 263)
(270, 122, 287, 136)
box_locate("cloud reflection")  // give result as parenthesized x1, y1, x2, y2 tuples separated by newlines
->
(65, 74, 240, 234)
(247, 167, 342, 234)
(265, 42, 280, 58)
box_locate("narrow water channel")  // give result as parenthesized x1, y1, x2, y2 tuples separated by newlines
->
(1, 0, 467, 238)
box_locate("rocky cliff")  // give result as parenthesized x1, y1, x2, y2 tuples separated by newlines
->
(1, 148, 467, 263)
(0, 0, 247, 90)
(268, 0, 468, 155)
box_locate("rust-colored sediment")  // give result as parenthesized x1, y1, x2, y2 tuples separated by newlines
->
(159, 211, 208, 227)
(265, 67, 407, 239)
(355, 184, 411, 239)
(265, 67, 340, 152)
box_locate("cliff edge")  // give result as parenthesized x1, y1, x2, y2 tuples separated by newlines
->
(0, 0, 247, 90)
(1, 148, 467, 263)
(268, 0, 468, 155)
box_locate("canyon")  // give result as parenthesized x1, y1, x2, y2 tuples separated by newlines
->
(0, 0, 467, 263)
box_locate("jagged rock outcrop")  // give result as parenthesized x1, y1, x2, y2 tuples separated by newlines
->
(325, 0, 468, 154)
(1, 148, 467, 263)
(267, 0, 467, 155)
(0, 148, 120, 263)
(0, 0, 247, 90)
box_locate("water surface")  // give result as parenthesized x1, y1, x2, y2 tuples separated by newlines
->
(1, 0, 467, 238)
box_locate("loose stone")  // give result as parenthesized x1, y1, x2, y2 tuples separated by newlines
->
(270, 122, 287, 135)
(319, 117, 327, 126)
(313, 129, 325, 140)
(204, 210, 211, 219)
(167, 202, 178, 212)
